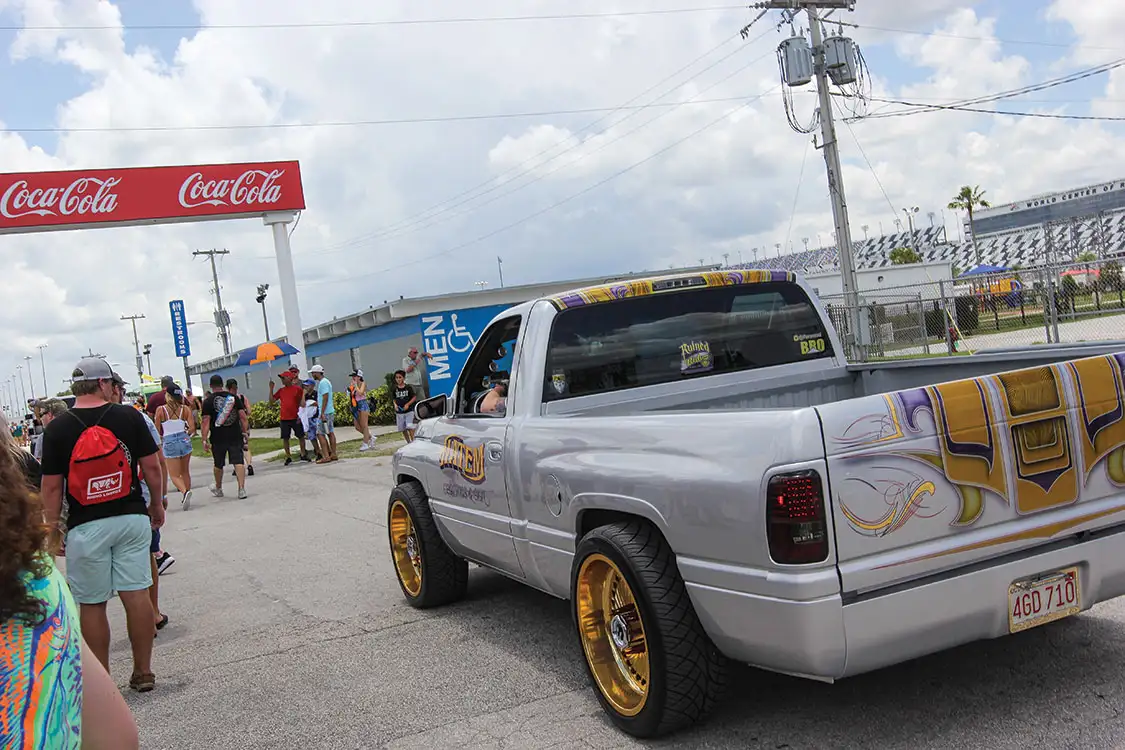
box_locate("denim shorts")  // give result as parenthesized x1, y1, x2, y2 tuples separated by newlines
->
(163, 431, 193, 459)
(355, 399, 369, 413)
(65, 514, 153, 604)
(320, 417, 335, 435)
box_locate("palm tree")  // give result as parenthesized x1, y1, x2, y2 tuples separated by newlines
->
(948, 185, 991, 266)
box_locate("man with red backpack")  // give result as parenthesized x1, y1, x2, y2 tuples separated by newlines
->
(40, 357, 165, 693)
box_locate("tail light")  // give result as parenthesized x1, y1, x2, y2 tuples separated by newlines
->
(766, 470, 829, 564)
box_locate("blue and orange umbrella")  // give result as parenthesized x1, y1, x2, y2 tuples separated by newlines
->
(234, 341, 300, 367)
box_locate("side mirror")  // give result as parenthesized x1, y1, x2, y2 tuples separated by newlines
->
(414, 394, 447, 422)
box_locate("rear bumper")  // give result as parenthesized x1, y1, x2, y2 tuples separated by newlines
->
(682, 525, 1125, 680)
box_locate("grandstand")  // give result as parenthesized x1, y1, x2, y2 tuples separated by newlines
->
(731, 177, 1125, 275)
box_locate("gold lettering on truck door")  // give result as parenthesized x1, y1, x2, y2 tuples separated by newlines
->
(1068, 355, 1125, 484)
(994, 367, 1078, 514)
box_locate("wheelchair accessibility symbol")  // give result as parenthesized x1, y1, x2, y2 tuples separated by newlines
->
(447, 314, 476, 354)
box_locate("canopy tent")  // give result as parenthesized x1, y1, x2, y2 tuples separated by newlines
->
(959, 264, 1009, 277)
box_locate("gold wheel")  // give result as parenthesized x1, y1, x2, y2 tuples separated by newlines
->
(576, 553, 650, 717)
(389, 500, 423, 597)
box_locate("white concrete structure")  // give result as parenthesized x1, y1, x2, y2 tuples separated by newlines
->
(804, 261, 954, 301)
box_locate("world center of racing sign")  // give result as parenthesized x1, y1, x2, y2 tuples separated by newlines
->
(0, 160, 305, 234)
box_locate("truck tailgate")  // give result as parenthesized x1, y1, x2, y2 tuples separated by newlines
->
(818, 352, 1125, 595)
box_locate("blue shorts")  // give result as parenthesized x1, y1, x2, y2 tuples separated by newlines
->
(163, 431, 192, 459)
(355, 399, 369, 413)
(320, 418, 335, 435)
(65, 514, 153, 604)
(150, 528, 161, 554)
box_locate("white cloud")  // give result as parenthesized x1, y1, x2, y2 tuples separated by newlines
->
(1, 0, 1124, 392)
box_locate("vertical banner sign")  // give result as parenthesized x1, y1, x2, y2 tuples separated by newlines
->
(169, 300, 191, 358)
(419, 304, 513, 397)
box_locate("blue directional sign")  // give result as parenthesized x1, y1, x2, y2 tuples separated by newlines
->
(169, 300, 191, 358)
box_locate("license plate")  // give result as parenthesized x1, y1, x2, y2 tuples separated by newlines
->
(1008, 567, 1081, 634)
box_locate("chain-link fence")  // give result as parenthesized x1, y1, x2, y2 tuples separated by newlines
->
(820, 257, 1125, 361)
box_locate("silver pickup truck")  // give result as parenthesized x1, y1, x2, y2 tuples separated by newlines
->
(386, 269, 1125, 738)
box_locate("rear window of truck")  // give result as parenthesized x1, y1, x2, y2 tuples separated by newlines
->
(543, 281, 832, 401)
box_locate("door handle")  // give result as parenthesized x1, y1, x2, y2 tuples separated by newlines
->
(486, 441, 504, 462)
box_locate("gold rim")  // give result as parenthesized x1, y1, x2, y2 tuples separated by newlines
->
(576, 553, 650, 717)
(389, 500, 422, 597)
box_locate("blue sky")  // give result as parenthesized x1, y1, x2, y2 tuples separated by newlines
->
(2, 0, 1124, 387)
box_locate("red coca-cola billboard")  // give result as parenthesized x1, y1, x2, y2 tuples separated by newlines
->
(0, 160, 305, 234)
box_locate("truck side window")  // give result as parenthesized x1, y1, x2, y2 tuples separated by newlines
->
(543, 282, 831, 401)
(455, 315, 522, 416)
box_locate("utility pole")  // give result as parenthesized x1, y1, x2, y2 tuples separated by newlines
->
(143, 344, 153, 376)
(256, 284, 271, 341)
(121, 314, 146, 384)
(22, 356, 34, 401)
(193, 249, 232, 355)
(16, 367, 26, 412)
(36, 344, 48, 398)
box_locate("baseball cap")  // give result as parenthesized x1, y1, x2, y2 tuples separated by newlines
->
(167, 385, 184, 399)
(160, 375, 175, 387)
(350, 369, 364, 378)
(71, 357, 114, 382)
(110, 371, 127, 387)
(287, 364, 299, 372)
(309, 365, 325, 374)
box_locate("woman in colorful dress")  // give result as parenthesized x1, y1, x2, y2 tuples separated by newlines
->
(0, 414, 139, 749)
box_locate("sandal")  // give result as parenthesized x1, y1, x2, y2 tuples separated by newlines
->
(155, 614, 169, 635)
(129, 672, 156, 692)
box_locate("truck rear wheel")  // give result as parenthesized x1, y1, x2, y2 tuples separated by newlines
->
(571, 521, 727, 738)
(387, 481, 468, 608)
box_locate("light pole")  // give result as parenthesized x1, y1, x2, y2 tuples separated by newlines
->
(121, 314, 146, 384)
(775, 243, 782, 259)
(36, 344, 48, 397)
(16, 366, 26, 412)
(902, 206, 920, 246)
(927, 211, 936, 229)
(722, 252, 730, 267)
(474, 281, 489, 292)
(861, 225, 870, 241)
(256, 284, 271, 341)
(23, 356, 34, 401)
(803, 237, 810, 253)
(143, 344, 153, 376)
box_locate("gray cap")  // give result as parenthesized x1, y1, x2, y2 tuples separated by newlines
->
(160, 375, 175, 387)
(71, 357, 114, 382)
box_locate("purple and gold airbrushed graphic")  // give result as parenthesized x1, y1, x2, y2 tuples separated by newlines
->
(828, 352, 1125, 540)
(547, 270, 796, 310)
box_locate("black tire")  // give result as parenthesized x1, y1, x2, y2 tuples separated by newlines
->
(387, 480, 468, 608)
(571, 521, 727, 738)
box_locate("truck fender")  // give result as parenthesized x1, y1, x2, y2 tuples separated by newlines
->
(571, 492, 670, 544)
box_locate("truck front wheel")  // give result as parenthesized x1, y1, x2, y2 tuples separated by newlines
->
(387, 481, 468, 608)
(571, 521, 727, 738)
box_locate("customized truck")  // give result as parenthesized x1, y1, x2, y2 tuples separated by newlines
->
(386, 269, 1125, 738)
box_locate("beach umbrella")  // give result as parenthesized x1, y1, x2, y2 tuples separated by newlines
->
(234, 341, 300, 368)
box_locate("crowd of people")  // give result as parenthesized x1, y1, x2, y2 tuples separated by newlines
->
(0, 344, 436, 746)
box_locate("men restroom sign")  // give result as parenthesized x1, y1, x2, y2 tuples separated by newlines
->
(420, 304, 512, 397)
(169, 299, 191, 358)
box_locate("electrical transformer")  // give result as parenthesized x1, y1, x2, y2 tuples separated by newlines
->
(823, 35, 859, 85)
(779, 35, 813, 87)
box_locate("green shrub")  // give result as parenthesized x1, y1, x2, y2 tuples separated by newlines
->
(370, 385, 395, 425)
(332, 391, 354, 427)
(249, 399, 280, 429)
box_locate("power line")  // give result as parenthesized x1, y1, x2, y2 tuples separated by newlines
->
(280, 43, 778, 259)
(284, 23, 778, 257)
(0, 95, 772, 134)
(835, 100, 898, 223)
(5, 6, 752, 31)
(855, 99, 1125, 122)
(835, 19, 1125, 53)
(295, 85, 782, 289)
(846, 58, 1125, 121)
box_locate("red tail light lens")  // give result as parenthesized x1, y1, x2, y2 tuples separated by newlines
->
(766, 470, 829, 564)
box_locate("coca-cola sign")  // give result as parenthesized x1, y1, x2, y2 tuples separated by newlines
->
(0, 160, 304, 234)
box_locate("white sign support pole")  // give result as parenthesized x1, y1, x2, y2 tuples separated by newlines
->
(264, 211, 308, 374)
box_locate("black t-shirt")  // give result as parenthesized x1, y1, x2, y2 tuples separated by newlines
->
(202, 390, 245, 445)
(393, 384, 415, 411)
(41, 403, 156, 528)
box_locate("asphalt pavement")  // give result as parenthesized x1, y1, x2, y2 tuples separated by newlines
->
(103, 451, 1125, 749)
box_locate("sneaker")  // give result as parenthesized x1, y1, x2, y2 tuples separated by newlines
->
(237, 488, 248, 500)
(284, 457, 293, 466)
(156, 552, 176, 575)
(182, 489, 193, 511)
(247, 465, 255, 476)
(210, 485, 224, 498)
(300, 454, 312, 463)
(359, 442, 371, 452)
